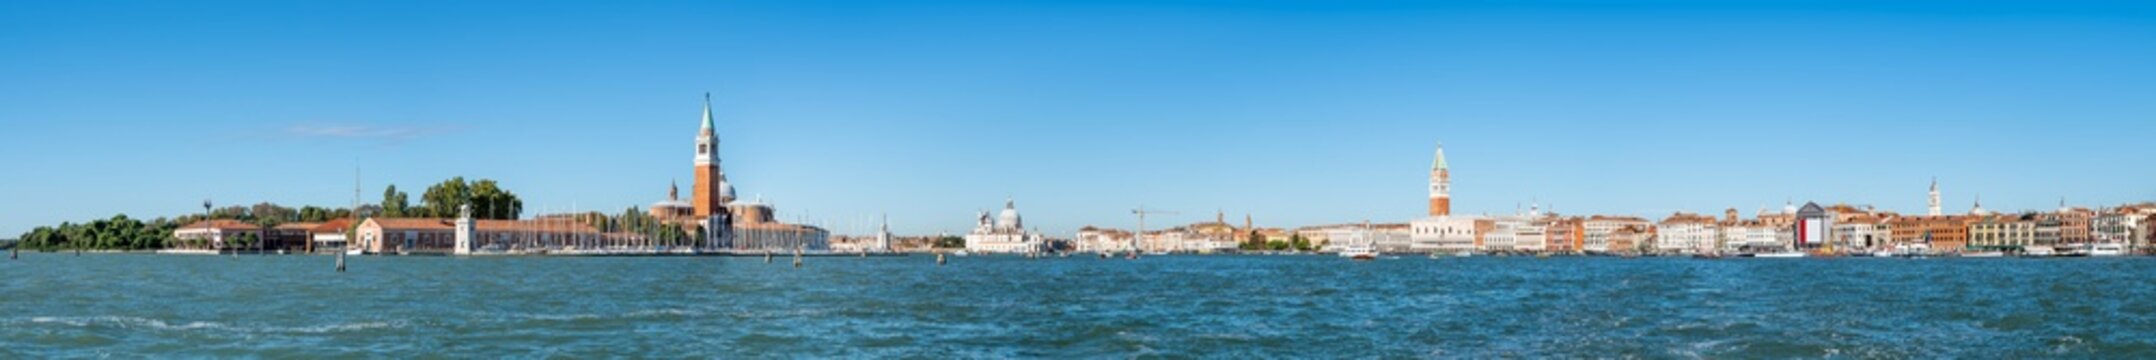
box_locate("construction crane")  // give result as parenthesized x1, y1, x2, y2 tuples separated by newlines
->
(1131, 206, 1179, 258)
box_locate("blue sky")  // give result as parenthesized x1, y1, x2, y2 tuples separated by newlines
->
(4, 0, 2154, 237)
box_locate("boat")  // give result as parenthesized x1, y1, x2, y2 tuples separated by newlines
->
(1339, 221, 1379, 261)
(2090, 243, 2128, 257)
(1893, 243, 1932, 258)
(1961, 251, 2005, 258)
(1339, 246, 1377, 261)
(2020, 246, 2056, 257)
(1754, 251, 1807, 258)
(1452, 250, 1475, 257)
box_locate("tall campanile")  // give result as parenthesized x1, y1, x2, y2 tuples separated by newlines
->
(1428, 142, 1451, 217)
(691, 93, 728, 218)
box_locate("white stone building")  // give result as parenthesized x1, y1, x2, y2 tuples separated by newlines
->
(965, 199, 1046, 254)
(1654, 214, 1718, 254)
(1582, 216, 1650, 253)
(1410, 216, 1480, 252)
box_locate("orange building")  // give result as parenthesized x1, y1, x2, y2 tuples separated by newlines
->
(1888, 215, 1974, 252)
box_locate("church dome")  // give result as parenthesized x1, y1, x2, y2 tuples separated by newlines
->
(997, 199, 1022, 230)
(719, 180, 737, 202)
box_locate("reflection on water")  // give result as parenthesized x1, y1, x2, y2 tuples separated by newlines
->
(3, 254, 2154, 357)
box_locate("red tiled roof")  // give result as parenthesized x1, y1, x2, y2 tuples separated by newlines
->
(182, 219, 260, 231)
(310, 218, 354, 233)
(368, 218, 454, 230)
(274, 222, 321, 231)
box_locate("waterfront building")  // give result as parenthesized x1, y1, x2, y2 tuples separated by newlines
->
(1719, 221, 1780, 252)
(1151, 211, 1245, 253)
(725, 199, 830, 252)
(356, 218, 455, 254)
(171, 219, 262, 252)
(1484, 210, 1545, 252)
(1582, 216, 1650, 253)
(1795, 202, 1830, 250)
(964, 199, 1046, 254)
(1542, 216, 1583, 253)
(2054, 206, 2093, 244)
(1074, 226, 1134, 253)
(1606, 226, 1648, 253)
(1831, 214, 1890, 250)
(1967, 214, 2043, 250)
(267, 222, 317, 252)
(1315, 223, 1412, 253)
(1888, 215, 1974, 252)
(2092, 212, 2147, 247)
(1410, 216, 1480, 252)
(1655, 213, 1719, 254)
(308, 218, 353, 253)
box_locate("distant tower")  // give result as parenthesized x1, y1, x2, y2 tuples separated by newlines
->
(876, 213, 892, 252)
(1928, 177, 1941, 216)
(1724, 208, 1739, 222)
(692, 93, 733, 218)
(1428, 142, 1451, 217)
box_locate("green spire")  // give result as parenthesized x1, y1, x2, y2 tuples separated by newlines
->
(1431, 141, 1447, 171)
(700, 92, 715, 130)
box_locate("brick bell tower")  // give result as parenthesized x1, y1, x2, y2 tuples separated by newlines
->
(691, 93, 729, 218)
(1428, 142, 1450, 217)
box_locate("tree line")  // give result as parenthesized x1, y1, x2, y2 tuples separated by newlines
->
(14, 177, 524, 251)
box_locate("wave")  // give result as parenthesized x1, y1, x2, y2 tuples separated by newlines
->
(13, 316, 401, 334)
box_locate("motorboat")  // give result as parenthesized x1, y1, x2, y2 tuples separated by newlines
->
(2090, 243, 2128, 257)
(1339, 246, 1377, 261)
(1753, 251, 1807, 258)
(2020, 246, 2057, 257)
(1961, 251, 2006, 258)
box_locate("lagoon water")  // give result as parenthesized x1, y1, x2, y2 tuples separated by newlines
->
(4, 253, 2155, 358)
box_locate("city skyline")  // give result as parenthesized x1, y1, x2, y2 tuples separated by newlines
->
(7, 0, 2156, 237)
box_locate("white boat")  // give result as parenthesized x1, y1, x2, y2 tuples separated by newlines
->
(1961, 251, 2006, 258)
(2021, 246, 2056, 257)
(1894, 244, 1932, 258)
(1870, 250, 1898, 258)
(1339, 247, 1377, 260)
(1339, 221, 1378, 260)
(1452, 250, 1475, 257)
(2090, 243, 2128, 257)
(1754, 251, 1807, 258)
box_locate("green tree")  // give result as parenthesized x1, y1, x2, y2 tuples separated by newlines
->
(468, 179, 523, 220)
(934, 236, 965, 248)
(382, 185, 410, 218)
(420, 177, 472, 218)
(1290, 234, 1313, 251)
